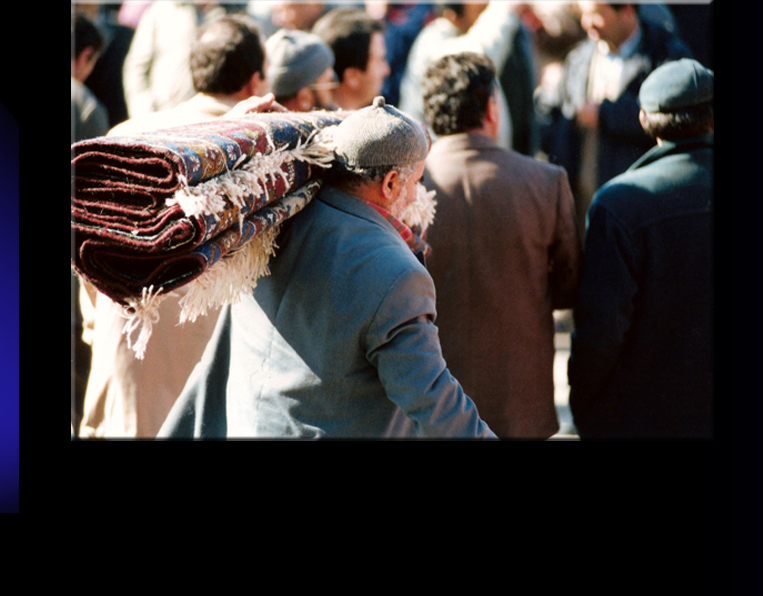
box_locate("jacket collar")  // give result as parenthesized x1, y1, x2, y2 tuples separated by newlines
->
(318, 185, 431, 259)
(429, 132, 500, 155)
(318, 184, 387, 226)
(629, 134, 714, 171)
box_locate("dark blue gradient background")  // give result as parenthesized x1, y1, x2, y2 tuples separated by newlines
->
(0, 99, 19, 512)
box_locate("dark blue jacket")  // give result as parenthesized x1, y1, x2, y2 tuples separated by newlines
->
(568, 134, 714, 438)
(537, 20, 694, 193)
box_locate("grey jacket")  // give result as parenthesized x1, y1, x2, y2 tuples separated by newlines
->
(158, 185, 496, 438)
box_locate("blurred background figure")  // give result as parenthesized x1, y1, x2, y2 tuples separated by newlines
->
(265, 29, 337, 111)
(312, 7, 390, 110)
(121, 1, 229, 118)
(497, 2, 541, 157)
(71, 12, 108, 143)
(110, 13, 268, 134)
(72, 10, 109, 437)
(535, 2, 693, 240)
(74, 3, 134, 129)
(421, 51, 581, 439)
(667, 3, 713, 70)
(270, 1, 327, 32)
(398, 2, 526, 153)
(117, 0, 153, 30)
(78, 14, 270, 439)
(364, 2, 436, 108)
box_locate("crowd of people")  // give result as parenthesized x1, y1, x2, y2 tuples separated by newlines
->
(71, 2, 714, 440)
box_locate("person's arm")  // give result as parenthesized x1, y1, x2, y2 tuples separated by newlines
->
(366, 267, 496, 438)
(567, 197, 640, 432)
(221, 94, 289, 119)
(548, 167, 583, 309)
(445, 2, 521, 72)
(121, 4, 158, 117)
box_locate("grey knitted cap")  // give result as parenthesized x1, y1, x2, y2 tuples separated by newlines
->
(331, 96, 430, 167)
(266, 29, 335, 97)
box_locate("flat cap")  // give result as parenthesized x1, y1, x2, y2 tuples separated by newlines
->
(330, 96, 430, 168)
(266, 29, 334, 97)
(639, 58, 714, 113)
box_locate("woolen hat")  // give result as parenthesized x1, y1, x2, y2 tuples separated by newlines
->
(639, 58, 714, 113)
(330, 96, 430, 167)
(266, 29, 335, 97)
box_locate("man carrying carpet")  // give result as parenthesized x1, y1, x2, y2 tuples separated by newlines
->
(158, 97, 497, 439)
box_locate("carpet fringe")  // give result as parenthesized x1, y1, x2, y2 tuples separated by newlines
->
(166, 131, 334, 220)
(178, 225, 280, 324)
(119, 285, 166, 360)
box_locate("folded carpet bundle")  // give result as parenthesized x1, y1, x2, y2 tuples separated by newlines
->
(71, 109, 437, 358)
(71, 110, 344, 356)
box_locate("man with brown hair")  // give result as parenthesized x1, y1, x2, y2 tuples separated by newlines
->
(422, 52, 582, 439)
(311, 7, 390, 110)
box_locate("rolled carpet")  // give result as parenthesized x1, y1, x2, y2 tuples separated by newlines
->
(71, 110, 343, 356)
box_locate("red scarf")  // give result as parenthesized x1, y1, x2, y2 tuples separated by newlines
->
(362, 201, 431, 258)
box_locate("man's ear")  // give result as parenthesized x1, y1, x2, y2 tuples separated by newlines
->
(342, 67, 362, 90)
(487, 93, 499, 124)
(73, 46, 97, 80)
(248, 71, 267, 97)
(381, 169, 399, 201)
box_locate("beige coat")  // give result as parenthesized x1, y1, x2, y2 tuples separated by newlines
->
(77, 94, 233, 438)
(424, 133, 582, 438)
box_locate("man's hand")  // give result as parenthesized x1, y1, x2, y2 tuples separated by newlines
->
(223, 93, 289, 119)
(576, 101, 600, 130)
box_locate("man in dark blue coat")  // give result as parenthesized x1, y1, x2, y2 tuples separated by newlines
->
(536, 3, 693, 238)
(568, 58, 714, 438)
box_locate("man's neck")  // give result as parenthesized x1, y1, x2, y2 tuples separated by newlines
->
(333, 88, 368, 112)
(603, 19, 640, 55)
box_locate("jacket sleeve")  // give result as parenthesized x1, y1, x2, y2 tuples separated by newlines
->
(365, 267, 497, 439)
(549, 167, 583, 309)
(567, 198, 640, 431)
(444, 2, 520, 73)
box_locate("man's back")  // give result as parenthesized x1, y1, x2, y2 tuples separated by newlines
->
(424, 133, 581, 438)
(160, 184, 494, 438)
(568, 136, 713, 438)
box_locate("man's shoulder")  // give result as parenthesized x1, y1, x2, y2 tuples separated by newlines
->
(430, 134, 569, 190)
(280, 190, 430, 309)
(306, 187, 425, 267)
(504, 148, 567, 177)
(639, 19, 694, 60)
(481, 144, 569, 187)
(593, 158, 711, 231)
